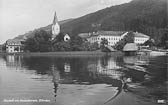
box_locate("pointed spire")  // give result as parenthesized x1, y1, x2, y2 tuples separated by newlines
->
(53, 11, 58, 25)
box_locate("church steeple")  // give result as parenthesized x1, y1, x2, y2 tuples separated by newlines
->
(52, 11, 60, 40)
(53, 11, 58, 25)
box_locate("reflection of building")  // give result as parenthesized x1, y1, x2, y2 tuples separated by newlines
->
(79, 31, 149, 46)
(123, 56, 138, 64)
(88, 57, 123, 80)
(5, 55, 22, 67)
(64, 63, 71, 73)
(51, 64, 60, 98)
(6, 39, 25, 53)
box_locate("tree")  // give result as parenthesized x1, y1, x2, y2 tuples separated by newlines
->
(2, 44, 6, 51)
(143, 39, 155, 47)
(69, 35, 84, 51)
(82, 42, 99, 51)
(114, 31, 134, 51)
(159, 30, 168, 49)
(53, 41, 71, 51)
(24, 38, 39, 52)
(100, 38, 109, 52)
(24, 30, 52, 52)
(53, 32, 65, 43)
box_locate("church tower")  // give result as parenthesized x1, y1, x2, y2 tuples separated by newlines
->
(52, 11, 60, 40)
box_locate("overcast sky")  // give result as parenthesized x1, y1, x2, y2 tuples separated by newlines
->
(0, 0, 131, 44)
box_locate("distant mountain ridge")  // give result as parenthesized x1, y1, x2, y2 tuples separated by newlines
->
(15, 0, 167, 42)
(14, 19, 73, 39)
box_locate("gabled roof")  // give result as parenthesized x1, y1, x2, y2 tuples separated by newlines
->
(133, 32, 149, 38)
(96, 31, 126, 36)
(78, 31, 150, 39)
(6, 39, 22, 45)
(78, 33, 91, 38)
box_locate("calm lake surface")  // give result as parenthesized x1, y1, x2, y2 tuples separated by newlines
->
(0, 54, 167, 105)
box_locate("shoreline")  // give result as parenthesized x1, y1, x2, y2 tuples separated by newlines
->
(104, 89, 160, 105)
(0, 51, 123, 57)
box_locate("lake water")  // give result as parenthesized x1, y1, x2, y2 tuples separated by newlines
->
(0, 54, 167, 105)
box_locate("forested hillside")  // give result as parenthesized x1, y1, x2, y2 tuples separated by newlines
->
(15, 0, 167, 43)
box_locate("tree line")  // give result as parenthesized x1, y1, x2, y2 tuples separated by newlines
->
(24, 30, 100, 52)
(23, 29, 167, 53)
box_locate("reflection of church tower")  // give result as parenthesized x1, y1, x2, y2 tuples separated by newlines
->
(51, 64, 60, 100)
(52, 11, 60, 40)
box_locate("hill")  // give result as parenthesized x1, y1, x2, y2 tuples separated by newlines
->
(61, 0, 167, 41)
(14, 19, 73, 39)
(15, 0, 167, 42)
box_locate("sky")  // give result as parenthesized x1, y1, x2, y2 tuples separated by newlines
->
(0, 0, 131, 44)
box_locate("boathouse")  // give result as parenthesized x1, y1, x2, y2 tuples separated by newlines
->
(123, 43, 138, 56)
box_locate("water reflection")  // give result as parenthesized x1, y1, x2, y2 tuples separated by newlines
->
(51, 64, 60, 100)
(0, 54, 167, 104)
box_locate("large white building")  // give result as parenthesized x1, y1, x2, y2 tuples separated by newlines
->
(79, 31, 149, 46)
(134, 32, 150, 44)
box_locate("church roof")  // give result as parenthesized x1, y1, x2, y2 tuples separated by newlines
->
(53, 11, 58, 25)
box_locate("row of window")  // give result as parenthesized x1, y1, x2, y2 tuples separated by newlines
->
(8, 43, 21, 45)
(91, 37, 121, 41)
(134, 38, 147, 42)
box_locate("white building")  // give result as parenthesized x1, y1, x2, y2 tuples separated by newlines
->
(79, 31, 149, 46)
(64, 34, 71, 42)
(6, 39, 24, 53)
(134, 32, 150, 44)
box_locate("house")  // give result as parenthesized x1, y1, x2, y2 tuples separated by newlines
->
(123, 43, 138, 56)
(6, 39, 25, 53)
(64, 34, 70, 42)
(78, 31, 149, 46)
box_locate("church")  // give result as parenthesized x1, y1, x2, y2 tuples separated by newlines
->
(52, 11, 70, 42)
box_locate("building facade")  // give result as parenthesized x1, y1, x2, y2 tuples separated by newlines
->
(6, 39, 24, 53)
(79, 31, 149, 46)
(134, 32, 150, 44)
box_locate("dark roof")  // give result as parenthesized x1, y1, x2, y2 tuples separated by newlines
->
(6, 39, 24, 45)
(133, 32, 149, 38)
(92, 31, 126, 36)
(78, 33, 91, 38)
(79, 31, 149, 39)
